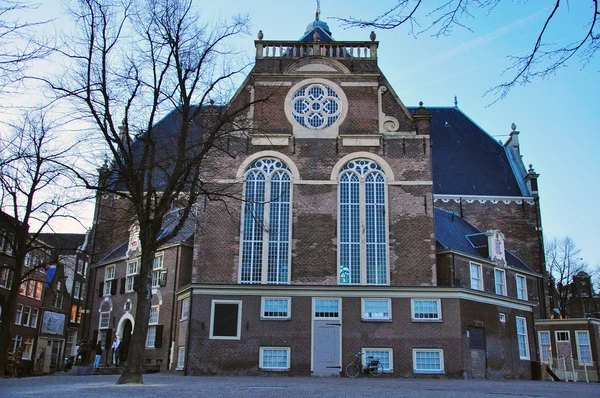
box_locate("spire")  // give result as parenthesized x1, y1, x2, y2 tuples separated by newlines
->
(302, 0, 333, 41)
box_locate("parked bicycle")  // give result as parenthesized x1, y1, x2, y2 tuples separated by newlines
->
(345, 351, 383, 377)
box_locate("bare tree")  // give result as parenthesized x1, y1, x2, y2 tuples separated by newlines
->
(42, 0, 261, 384)
(336, 0, 599, 101)
(0, 112, 87, 375)
(545, 236, 588, 318)
(0, 0, 51, 93)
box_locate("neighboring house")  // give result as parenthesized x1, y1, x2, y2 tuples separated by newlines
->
(36, 233, 90, 372)
(89, 9, 551, 379)
(87, 210, 194, 369)
(0, 211, 48, 376)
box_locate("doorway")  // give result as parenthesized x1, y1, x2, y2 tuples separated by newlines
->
(312, 298, 342, 376)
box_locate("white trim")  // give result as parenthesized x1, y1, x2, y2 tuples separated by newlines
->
(236, 151, 301, 181)
(209, 300, 242, 340)
(116, 312, 135, 338)
(433, 194, 535, 205)
(261, 297, 291, 320)
(284, 78, 348, 139)
(499, 313, 506, 323)
(180, 298, 190, 321)
(494, 268, 507, 296)
(311, 297, 342, 374)
(361, 298, 392, 321)
(99, 311, 110, 329)
(177, 346, 186, 370)
(339, 135, 381, 147)
(516, 316, 530, 360)
(330, 152, 395, 181)
(515, 274, 528, 301)
(184, 285, 535, 312)
(575, 330, 593, 366)
(251, 136, 290, 146)
(362, 347, 393, 372)
(340, 82, 379, 87)
(413, 348, 444, 374)
(536, 318, 600, 326)
(555, 330, 570, 342)
(255, 81, 292, 86)
(411, 298, 442, 322)
(259, 347, 291, 371)
(538, 331, 551, 364)
(469, 262, 483, 291)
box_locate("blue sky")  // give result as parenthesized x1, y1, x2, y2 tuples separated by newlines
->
(28, 1, 600, 267)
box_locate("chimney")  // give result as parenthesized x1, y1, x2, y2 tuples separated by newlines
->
(524, 164, 540, 197)
(412, 101, 432, 136)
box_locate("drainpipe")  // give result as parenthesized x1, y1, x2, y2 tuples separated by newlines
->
(184, 289, 193, 376)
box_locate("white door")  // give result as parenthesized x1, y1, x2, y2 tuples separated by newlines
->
(312, 298, 341, 376)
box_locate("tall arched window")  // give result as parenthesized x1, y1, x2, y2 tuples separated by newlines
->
(339, 159, 388, 285)
(240, 158, 291, 284)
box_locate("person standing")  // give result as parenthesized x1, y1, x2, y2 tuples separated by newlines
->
(93, 341, 102, 369)
(111, 336, 120, 366)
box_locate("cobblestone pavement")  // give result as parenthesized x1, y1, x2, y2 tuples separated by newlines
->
(0, 373, 598, 398)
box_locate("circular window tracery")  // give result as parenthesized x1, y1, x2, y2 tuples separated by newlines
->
(291, 83, 342, 129)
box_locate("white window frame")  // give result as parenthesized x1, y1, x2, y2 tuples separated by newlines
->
(151, 254, 164, 288)
(177, 346, 185, 370)
(411, 299, 442, 322)
(239, 158, 293, 285)
(361, 298, 391, 321)
(413, 349, 445, 374)
(470, 262, 483, 290)
(516, 274, 527, 300)
(499, 313, 506, 323)
(575, 331, 592, 365)
(261, 297, 291, 320)
(516, 316, 530, 360)
(22, 305, 31, 327)
(337, 159, 389, 286)
(209, 300, 242, 340)
(180, 298, 189, 321)
(313, 298, 341, 320)
(126, 260, 138, 293)
(0, 268, 11, 289)
(15, 303, 23, 324)
(104, 265, 115, 296)
(362, 347, 393, 372)
(146, 325, 156, 348)
(22, 337, 34, 360)
(26, 280, 35, 298)
(538, 331, 551, 364)
(99, 311, 110, 329)
(149, 305, 159, 325)
(11, 335, 22, 352)
(494, 268, 507, 296)
(73, 281, 81, 299)
(30, 308, 39, 328)
(259, 347, 290, 371)
(555, 330, 570, 342)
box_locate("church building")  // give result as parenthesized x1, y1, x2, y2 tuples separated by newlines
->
(88, 9, 548, 379)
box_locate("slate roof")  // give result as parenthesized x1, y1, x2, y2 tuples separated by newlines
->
(408, 107, 527, 197)
(434, 207, 535, 273)
(98, 208, 195, 265)
(37, 233, 86, 255)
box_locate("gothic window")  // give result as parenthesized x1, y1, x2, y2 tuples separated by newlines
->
(240, 158, 291, 284)
(291, 83, 341, 129)
(338, 159, 388, 285)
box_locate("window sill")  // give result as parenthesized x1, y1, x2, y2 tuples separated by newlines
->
(411, 319, 443, 323)
(414, 370, 444, 374)
(260, 368, 290, 372)
(260, 317, 291, 321)
(175, 367, 184, 371)
(361, 318, 392, 322)
(180, 317, 188, 322)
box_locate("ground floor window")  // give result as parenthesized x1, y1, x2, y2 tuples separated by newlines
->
(259, 347, 290, 371)
(516, 317, 530, 360)
(261, 297, 291, 320)
(177, 347, 185, 370)
(413, 349, 444, 374)
(538, 331, 551, 364)
(361, 299, 391, 321)
(575, 331, 592, 365)
(22, 337, 34, 360)
(210, 300, 242, 340)
(146, 326, 156, 348)
(363, 348, 393, 372)
(411, 299, 441, 321)
(11, 335, 22, 353)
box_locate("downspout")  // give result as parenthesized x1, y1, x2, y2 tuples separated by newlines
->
(166, 245, 180, 370)
(452, 253, 457, 286)
(184, 290, 193, 376)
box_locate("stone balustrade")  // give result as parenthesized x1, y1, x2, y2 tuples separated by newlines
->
(255, 40, 378, 60)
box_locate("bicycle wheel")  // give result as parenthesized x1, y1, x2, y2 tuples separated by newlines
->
(368, 361, 383, 376)
(345, 363, 360, 378)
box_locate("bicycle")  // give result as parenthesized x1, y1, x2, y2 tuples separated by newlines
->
(345, 351, 383, 377)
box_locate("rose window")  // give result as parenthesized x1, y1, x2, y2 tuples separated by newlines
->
(291, 83, 342, 129)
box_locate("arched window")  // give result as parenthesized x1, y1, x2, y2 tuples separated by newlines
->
(339, 159, 388, 285)
(240, 158, 291, 284)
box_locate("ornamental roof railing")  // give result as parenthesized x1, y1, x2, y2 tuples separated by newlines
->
(255, 40, 378, 60)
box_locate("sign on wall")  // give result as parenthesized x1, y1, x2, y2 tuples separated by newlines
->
(41, 311, 65, 335)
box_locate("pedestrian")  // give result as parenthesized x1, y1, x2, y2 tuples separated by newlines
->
(93, 340, 102, 369)
(111, 336, 120, 366)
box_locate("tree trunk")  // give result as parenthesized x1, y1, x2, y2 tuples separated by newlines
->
(116, 246, 155, 384)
